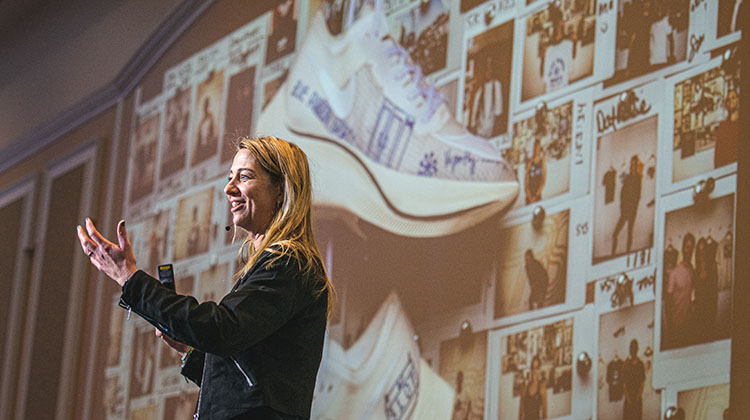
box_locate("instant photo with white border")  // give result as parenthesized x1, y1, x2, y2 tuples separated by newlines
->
(593, 266, 660, 420)
(510, 0, 616, 113)
(459, 14, 516, 149)
(596, 0, 710, 98)
(125, 88, 165, 220)
(653, 174, 735, 389)
(501, 86, 594, 218)
(659, 55, 740, 195)
(588, 80, 662, 280)
(486, 306, 595, 420)
(486, 197, 588, 329)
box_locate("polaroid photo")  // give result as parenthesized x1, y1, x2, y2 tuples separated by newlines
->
(188, 69, 226, 175)
(598, 0, 710, 96)
(221, 66, 260, 164)
(197, 261, 232, 304)
(589, 81, 661, 279)
(595, 291, 660, 420)
(105, 293, 125, 368)
(489, 197, 588, 327)
(501, 86, 594, 217)
(511, 0, 615, 112)
(707, 0, 743, 49)
(653, 174, 735, 388)
(486, 307, 595, 420)
(156, 85, 192, 198)
(388, 0, 451, 77)
(460, 17, 514, 147)
(173, 187, 214, 261)
(125, 104, 161, 213)
(306, 0, 347, 35)
(128, 322, 159, 400)
(265, 0, 300, 65)
(660, 55, 740, 194)
(437, 329, 488, 420)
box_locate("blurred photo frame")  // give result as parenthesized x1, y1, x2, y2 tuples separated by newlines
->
(511, 0, 615, 111)
(501, 86, 594, 217)
(389, 0, 451, 76)
(173, 187, 214, 261)
(595, 298, 660, 420)
(660, 55, 740, 194)
(222, 66, 258, 164)
(265, 0, 299, 64)
(589, 81, 661, 279)
(488, 197, 587, 328)
(653, 174, 735, 388)
(190, 69, 225, 168)
(438, 330, 488, 420)
(598, 0, 710, 96)
(486, 307, 595, 420)
(460, 17, 515, 147)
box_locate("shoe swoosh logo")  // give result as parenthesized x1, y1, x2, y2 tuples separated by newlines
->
(314, 65, 355, 117)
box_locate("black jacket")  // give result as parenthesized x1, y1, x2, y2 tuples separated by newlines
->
(120, 248, 328, 419)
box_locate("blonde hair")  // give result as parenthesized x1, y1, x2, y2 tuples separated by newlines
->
(233, 136, 335, 316)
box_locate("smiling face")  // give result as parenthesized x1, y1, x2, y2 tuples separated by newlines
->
(224, 149, 281, 235)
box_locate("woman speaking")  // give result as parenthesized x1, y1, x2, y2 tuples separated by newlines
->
(77, 136, 333, 420)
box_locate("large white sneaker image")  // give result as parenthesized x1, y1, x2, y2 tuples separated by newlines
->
(310, 293, 455, 419)
(257, 9, 518, 237)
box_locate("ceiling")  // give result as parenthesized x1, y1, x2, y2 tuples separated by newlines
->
(0, 0, 183, 165)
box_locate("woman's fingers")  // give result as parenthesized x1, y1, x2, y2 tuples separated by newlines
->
(117, 220, 131, 252)
(76, 225, 97, 256)
(85, 218, 113, 247)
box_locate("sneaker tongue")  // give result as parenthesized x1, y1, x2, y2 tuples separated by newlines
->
(346, 5, 389, 38)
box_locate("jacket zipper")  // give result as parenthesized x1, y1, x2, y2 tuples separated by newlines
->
(231, 356, 254, 388)
(194, 354, 208, 420)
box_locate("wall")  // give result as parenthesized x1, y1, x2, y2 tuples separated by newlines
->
(0, 0, 747, 419)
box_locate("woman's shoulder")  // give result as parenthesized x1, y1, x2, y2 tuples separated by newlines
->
(261, 243, 326, 281)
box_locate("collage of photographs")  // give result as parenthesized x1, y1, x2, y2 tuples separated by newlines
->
(105, 0, 740, 418)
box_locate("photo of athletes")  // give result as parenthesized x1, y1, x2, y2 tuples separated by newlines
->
(521, 0, 596, 101)
(502, 101, 573, 207)
(497, 318, 574, 420)
(661, 193, 734, 350)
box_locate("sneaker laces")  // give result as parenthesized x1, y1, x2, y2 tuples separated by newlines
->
(385, 43, 445, 122)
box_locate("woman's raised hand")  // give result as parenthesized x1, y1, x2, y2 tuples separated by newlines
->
(77, 218, 137, 287)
